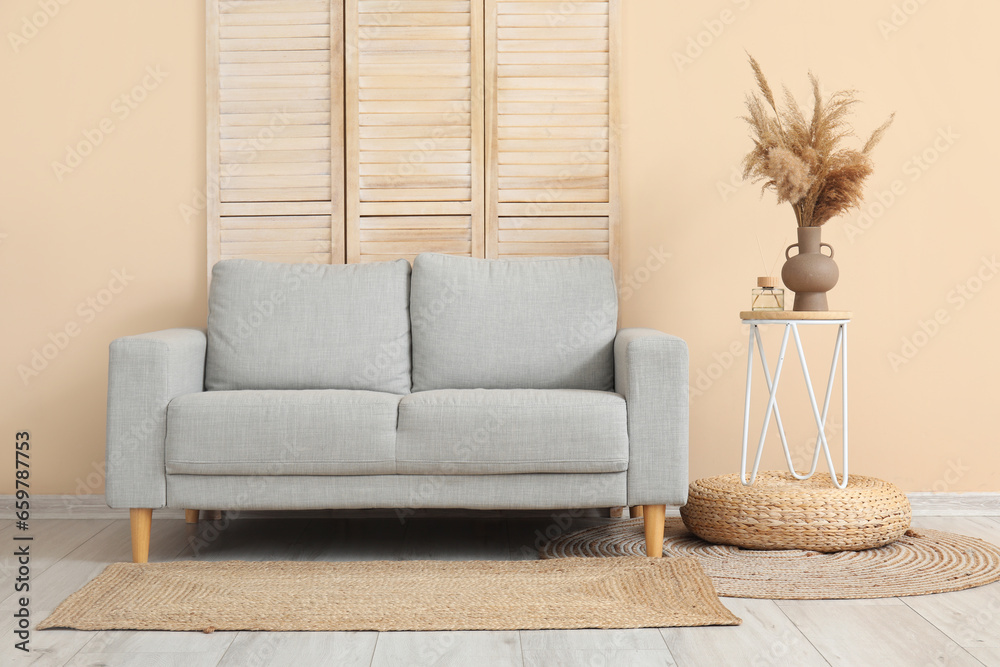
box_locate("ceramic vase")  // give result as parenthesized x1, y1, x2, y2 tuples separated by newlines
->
(781, 226, 838, 311)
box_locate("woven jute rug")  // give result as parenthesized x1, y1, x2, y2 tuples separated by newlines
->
(541, 518, 1000, 600)
(38, 557, 740, 632)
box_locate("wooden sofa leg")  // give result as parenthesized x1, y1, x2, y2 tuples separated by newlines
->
(629, 506, 644, 518)
(643, 504, 666, 558)
(185, 509, 200, 524)
(130, 508, 153, 563)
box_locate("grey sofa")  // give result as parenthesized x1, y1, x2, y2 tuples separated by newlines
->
(106, 253, 689, 562)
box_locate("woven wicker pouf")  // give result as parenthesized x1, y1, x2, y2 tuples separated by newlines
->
(679, 471, 911, 552)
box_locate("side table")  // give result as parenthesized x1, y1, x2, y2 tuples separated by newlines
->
(738, 311, 851, 489)
(679, 310, 911, 552)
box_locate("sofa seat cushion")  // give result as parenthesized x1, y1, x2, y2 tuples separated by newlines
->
(396, 389, 628, 475)
(206, 258, 412, 394)
(409, 253, 618, 392)
(165, 390, 400, 475)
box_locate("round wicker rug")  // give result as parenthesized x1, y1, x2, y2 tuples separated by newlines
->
(540, 518, 1000, 599)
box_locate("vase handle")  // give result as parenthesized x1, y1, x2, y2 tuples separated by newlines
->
(784, 243, 799, 260)
(820, 243, 834, 259)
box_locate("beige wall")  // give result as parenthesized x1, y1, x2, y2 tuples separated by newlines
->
(2, 1, 997, 495)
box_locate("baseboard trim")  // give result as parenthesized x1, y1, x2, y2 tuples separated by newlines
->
(2, 493, 998, 520)
(907, 492, 1000, 516)
(1, 495, 185, 520)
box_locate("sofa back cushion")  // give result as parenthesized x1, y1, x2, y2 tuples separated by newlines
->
(410, 253, 617, 392)
(206, 259, 411, 394)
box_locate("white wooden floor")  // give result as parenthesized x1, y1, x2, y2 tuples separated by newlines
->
(3, 513, 999, 666)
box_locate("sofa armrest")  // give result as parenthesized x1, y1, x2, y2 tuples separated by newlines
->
(614, 328, 689, 506)
(106, 328, 206, 508)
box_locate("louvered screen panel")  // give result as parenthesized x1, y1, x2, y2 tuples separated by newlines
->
(346, 0, 485, 261)
(485, 0, 619, 276)
(207, 0, 345, 276)
(498, 216, 609, 256)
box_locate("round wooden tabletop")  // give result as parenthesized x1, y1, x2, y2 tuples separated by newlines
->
(740, 310, 852, 321)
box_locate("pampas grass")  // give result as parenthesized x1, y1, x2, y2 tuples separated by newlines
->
(742, 55, 894, 227)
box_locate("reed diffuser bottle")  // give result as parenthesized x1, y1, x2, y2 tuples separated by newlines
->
(751, 276, 784, 311)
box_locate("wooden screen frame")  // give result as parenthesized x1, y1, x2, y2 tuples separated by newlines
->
(344, 0, 486, 262)
(483, 0, 620, 278)
(207, 0, 618, 282)
(206, 0, 347, 283)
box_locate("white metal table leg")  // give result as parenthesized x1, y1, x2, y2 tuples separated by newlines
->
(815, 325, 846, 486)
(739, 325, 756, 485)
(841, 324, 849, 486)
(787, 324, 844, 482)
(753, 325, 817, 480)
(741, 324, 791, 486)
(790, 323, 848, 489)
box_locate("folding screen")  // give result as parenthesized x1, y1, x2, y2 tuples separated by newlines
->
(207, 0, 619, 278)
